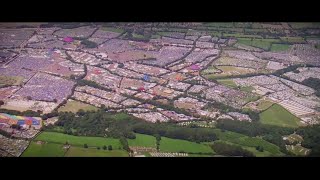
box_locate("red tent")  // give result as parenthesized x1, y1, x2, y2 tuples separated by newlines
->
(138, 87, 145, 92)
(63, 37, 74, 43)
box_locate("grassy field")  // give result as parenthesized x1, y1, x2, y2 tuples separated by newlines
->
(0, 75, 24, 86)
(58, 100, 98, 113)
(256, 100, 274, 110)
(21, 142, 66, 157)
(212, 129, 283, 156)
(101, 27, 124, 33)
(35, 132, 122, 149)
(240, 86, 255, 93)
(236, 38, 272, 50)
(270, 44, 292, 52)
(65, 147, 129, 157)
(217, 79, 237, 88)
(128, 134, 157, 148)
(259, 104, 302, 128)
(280, 37, 305, 43)
(289, 23, 320, 29)
(208, 66, 255, 79)
(159, 137, 214, 154)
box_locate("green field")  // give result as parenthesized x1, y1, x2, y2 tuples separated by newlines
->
(236, 38, 272, 50)
(0, 75, 24, 86)
(240, 86, 255, 93)
(159, 137, 214, 154)
(65, 147, 129, 157)
(217, 79, 237, 88)
(280, 37, 305, 43)
(256, 100, 274, 110)
(212, 129, 283, 156)
(21, 142, 66, 157)
(271, 44, 292, 52)
(259, 104, 302, 128)
(58, 100, 98, 113)
(35, 132, 122, 149)
(128, 134, 157, 148)
(101, 27, 124, 33)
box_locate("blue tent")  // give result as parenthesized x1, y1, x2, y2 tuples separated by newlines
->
(143, 74, 150, 81)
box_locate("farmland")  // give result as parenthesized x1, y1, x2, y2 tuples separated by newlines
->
(259, 104, 302, 128)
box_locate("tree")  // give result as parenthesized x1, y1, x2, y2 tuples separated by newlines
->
(97, 147, 101, 150)
(53, 99, 58, 103)
(26, 96, 32, 100)
(0, 100, 5, 106)
(256, 146, 264, 152)
(108, 145, 113, 151)
(65, 141, 69, 145)
(84, 144, 88, 148)
(103, 145, 107, 150)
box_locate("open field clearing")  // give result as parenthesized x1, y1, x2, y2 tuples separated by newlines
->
(58, 100, 98, 113)
(259, 104, 302, 128)
(270, 44, 292, 52)
(217, 79, 237, 88)
(128, 134, 157, 148)
(160, 137, 214, 154)
(0, 75, 24, 86)
(21, 142, 65, 157)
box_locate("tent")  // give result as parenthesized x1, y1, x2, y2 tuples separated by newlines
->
(190, 64, 200, 71)
(143, 74, 150, 81)
(63, 37, 74, 43)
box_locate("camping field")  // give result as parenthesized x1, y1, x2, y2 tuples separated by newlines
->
(259, 104, 302, 128)
(35, 132, 122, 149)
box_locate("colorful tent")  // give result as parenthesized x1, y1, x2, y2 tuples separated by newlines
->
(138, 87, 145, 92)
(143, 74, 150, 81)
(189, 64, 200, 71)
(63, 37, 74, 43)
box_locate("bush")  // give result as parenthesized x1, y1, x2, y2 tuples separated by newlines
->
(81, 39, 98, 48)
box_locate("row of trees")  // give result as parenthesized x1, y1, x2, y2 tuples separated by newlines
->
(0, 108, 41, 117)
(296, 125, 320, 156)
(46, 109, 219, 143)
